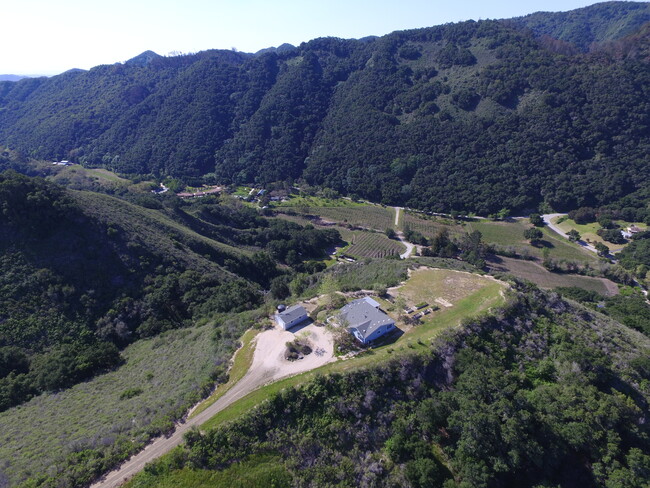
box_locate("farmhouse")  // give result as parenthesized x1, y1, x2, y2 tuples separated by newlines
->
(628, 225, 642, 234)
(275, 305, 309, 330)
(339, 297, 395, 344)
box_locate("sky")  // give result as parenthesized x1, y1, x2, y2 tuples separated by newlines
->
(2, 0, 606, 75)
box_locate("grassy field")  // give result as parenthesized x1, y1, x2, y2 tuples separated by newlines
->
(0, 326, 228, 487)
(488, 256, 618, 295)
(469, 219, 598, 264)
(201, 268, 506, 431)
(189, 328, 260, 419)
(31, 160, 134, 187)
(74, 191, 248, 263)
(553, 217, 647, 252)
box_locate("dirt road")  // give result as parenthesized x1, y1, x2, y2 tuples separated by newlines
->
(91, 323, 335, 488)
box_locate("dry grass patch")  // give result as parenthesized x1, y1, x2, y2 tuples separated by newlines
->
(395, 267, 495, 309)
(488, 256, 618, 296)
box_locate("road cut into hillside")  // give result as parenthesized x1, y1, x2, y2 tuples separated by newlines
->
(91, 322, 335, 488)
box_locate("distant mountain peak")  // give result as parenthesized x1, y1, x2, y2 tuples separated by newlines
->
(0, 74, 27, 82)
(125, 50, 162, 67)
(512, 1, 650, 51)
(254, 43, 297, 55)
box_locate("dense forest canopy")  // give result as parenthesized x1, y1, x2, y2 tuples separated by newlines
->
(0, 2, 649, 214)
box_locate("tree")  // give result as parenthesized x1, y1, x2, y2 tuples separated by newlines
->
(568, 207, 597, 225)
(598, 228, 626, 244)
(529, 213, 544, 227)
(385, 228, 397, 239)
(598, 215, 618, 229)
(498, 208, 510, 220)
(595, 242, 610, 257)
(524, 227, 543, 244)
(567, 229, 581, 242)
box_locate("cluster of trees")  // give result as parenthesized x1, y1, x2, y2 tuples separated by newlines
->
(618, 238, 650, 285)
(1, 4, 649, 214)
(423, 229, 489, 268)
(135, 284, 650, 487)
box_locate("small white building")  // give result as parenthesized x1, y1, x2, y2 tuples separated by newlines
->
(275, 305, 309, 330)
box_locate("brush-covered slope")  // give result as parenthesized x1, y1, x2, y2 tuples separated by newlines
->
(131, 284, 650, 488)
(0, 3, 649, 214)
(0, 171, 339, 412)
(514, 1, 650, 51)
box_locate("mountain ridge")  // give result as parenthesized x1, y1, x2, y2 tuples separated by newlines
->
(0, 2, 649, 214)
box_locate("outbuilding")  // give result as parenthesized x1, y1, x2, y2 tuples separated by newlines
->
(275, 305, 309, 330)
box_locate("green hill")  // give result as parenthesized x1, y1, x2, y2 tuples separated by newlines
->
(0, 171, 338, 412)
(0, 3, 649, 214)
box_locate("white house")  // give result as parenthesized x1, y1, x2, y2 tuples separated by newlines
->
(339, 297, 395, 344)
(275, 305, 309, 330)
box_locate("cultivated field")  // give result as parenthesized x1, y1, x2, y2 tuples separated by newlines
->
(345, 231, 405, 258)
(488, 255, 619, 295)
(277, 199, 395, 231)
(401, 212, 460, 238)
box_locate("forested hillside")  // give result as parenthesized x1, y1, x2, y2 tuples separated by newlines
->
(514, 1, 650, 50)
(0, 171, 339, 412)
(0, 2, 649, 214)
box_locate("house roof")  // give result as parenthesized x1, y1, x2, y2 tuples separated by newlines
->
(340, 298, 393, 340)
(362, 296, 381, 308)
(278, 304, 307, 323)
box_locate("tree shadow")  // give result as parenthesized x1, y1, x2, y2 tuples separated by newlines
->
(532, 239, 555, 249)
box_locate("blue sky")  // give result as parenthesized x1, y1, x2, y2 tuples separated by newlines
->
(2, 0, 608, 75)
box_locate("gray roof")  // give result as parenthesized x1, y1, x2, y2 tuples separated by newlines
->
(340, 298, 393, 340)
(278, 304, 308, 323)
(362, 296, 380, 308)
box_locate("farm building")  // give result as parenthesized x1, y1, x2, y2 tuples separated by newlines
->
(275, 305, 309, 330)
(339, 297, 395, 344)
(628, 225, 642, 234)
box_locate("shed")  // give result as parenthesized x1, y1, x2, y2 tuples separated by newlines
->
(275, 305, 308, 330)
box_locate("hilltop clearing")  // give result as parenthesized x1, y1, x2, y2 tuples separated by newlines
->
(126, 280, 650, 488)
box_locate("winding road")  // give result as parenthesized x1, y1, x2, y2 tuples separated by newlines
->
(542, 213, 599, 254)
(91, 324, 335, 488)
